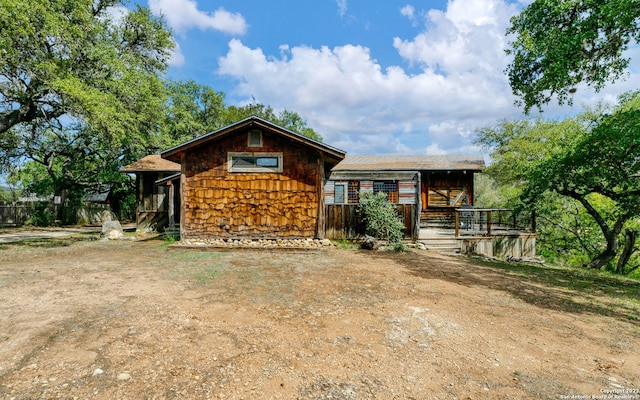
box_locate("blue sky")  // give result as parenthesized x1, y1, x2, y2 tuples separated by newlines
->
(137, 0, 640, 156)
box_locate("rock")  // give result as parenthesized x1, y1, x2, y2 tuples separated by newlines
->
(92, 368, 103, 377)
(320, 239, 333, 246)
(102, 220, 124, 240)
(360, 235, 378, 250)
(116, 372, 131, 381)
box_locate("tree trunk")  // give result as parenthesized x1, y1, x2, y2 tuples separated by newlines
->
(586, 230, 619, 269)
(616, 229, 638, 274)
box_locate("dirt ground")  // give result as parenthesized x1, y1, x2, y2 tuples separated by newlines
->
(0, 234, 638, 400)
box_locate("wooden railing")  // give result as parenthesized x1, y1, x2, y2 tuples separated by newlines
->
(454, 208, 535, 237)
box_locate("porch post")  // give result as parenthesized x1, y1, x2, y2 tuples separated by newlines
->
(168, 181, 175, 228)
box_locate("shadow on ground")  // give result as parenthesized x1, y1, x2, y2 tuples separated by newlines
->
(371, 250, 640, 325)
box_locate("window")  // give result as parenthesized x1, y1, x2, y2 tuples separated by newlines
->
(347, 181, 360, 203)
(373, 181, 398, 203)
(248, 130, 262, 147)
(335, 183, 346, 203)
(334, 181, 360, 204)
(228, 152, 283, 173)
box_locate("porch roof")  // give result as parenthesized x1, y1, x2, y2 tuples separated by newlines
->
(120, 154, 181, 173)
(332, 155, 485, 172)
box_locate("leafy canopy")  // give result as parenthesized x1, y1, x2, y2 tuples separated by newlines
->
(506, 0, 640, 112)
(0, 0, 173, 137)
(477, 92, 640, 272)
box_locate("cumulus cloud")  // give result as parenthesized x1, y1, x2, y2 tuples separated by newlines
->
(149, 0, 247, 35)
(216, 0, 637, 155)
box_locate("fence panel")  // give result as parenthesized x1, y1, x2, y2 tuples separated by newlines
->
(0, 204, 33, 226)
(324, 204, 416, 240)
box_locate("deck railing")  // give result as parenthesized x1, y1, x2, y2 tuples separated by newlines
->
(454, 208, 535, 238)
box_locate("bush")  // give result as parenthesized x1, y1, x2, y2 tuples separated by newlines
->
(357, 192, 405, 251)
(27, 201, 55, 227)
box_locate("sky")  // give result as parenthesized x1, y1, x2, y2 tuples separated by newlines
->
(137, 0, 640, 156)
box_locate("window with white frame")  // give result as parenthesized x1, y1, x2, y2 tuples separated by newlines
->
(228, 152, 283, 173)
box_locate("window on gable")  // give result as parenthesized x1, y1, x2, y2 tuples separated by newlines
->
(228, 152, 283, 173)
(248, 130, 262, 147)
(373, 181, 398, 203)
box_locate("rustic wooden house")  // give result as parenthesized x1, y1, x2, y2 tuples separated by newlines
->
(324, 155, 485, 239)
(160, 116, 346, 240)
(120, 154, 181, 230)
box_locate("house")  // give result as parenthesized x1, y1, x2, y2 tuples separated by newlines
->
(120, 154, 181, 230)
(160, 116, 345, 239)
(123, 117, 534, 257)
(324, 154, 485, 239)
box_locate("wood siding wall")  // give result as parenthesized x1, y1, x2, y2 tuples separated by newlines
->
(324, 204, 417, 239)
(422, 171, 474, 209)
(181, 129, 322, 239)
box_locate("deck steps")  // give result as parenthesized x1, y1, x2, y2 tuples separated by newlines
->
(417, 238, 462, 253)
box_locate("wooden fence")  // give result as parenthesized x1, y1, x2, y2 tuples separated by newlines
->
(0, 204, 34, 227)
(324, 204, 417, 240)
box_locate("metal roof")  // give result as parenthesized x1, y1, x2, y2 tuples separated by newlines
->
(332, 155, 485, 171)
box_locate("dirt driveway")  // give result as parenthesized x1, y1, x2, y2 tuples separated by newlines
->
(0, 235, 638, 399)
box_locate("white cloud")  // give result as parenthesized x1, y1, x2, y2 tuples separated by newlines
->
(425, 143, 447, 155)
(400, 4, 417, 26)
(168, 40, 185, 67)
(149, 0, 247, 35)
(336, 0, 348, 18)
(216, 0, 638, 155)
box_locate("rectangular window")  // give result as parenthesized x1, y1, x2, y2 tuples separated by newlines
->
(374, 181, 398, 203)
(347, 181, 360, 203)
(248, 130, 262, 147)
(228, 152, 283, 173)
(335, 183, 346, 203)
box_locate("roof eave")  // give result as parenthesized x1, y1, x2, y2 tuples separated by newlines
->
(161, 116, 346, 162)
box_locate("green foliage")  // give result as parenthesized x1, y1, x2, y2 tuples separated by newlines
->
(506, 0, 640, 112)
(0, 0, 173, 139)
(357, 192, 405, 249)
(223, 103, 323, 141)
(477, 92, 640, 273)
(159, 80, 226, 148)
(27, 202, 55, 227)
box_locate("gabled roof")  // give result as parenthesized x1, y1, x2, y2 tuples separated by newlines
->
(120, 155, 181, 173)
(161, 116, 346, 164)
(332, 155, 485, 171)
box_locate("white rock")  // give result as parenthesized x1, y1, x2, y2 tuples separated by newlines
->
(92, 368, 104, 377)
(117, 372, 131, 381)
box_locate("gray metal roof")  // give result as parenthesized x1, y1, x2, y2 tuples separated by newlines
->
(332, 155, 485, 171)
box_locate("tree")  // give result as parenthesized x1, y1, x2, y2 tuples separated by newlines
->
(477, 92, 640, 273)
(159, 80, 226, 148)
(0, 0, 173, 139)
(506, 0, 640, 112)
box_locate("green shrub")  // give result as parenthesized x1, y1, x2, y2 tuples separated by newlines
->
(27, 201, 55, 227)
(357, 192, 405, 250)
